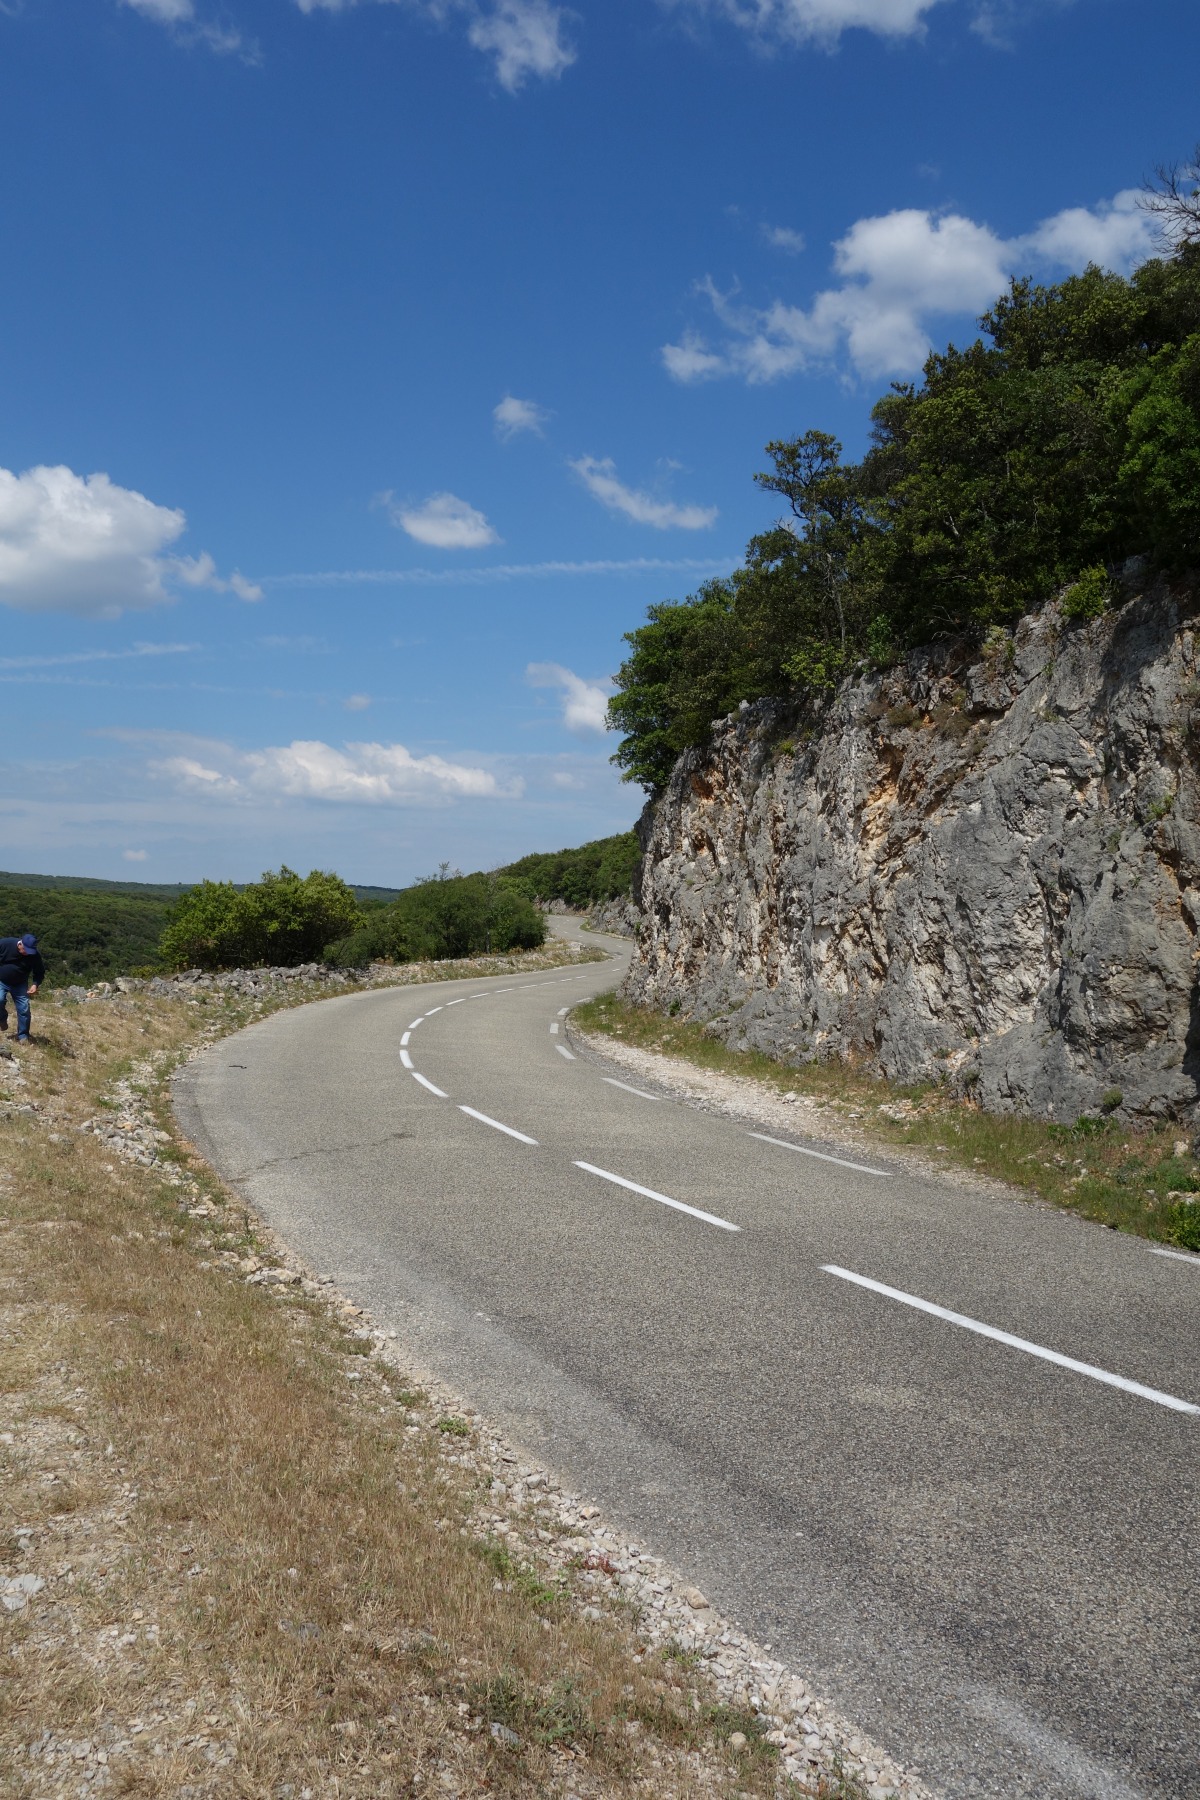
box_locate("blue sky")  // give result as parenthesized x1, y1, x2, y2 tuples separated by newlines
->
(1, 0, 1194, 884)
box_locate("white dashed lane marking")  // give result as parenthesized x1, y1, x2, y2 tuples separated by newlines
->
(748, 1132, 890, 1178)
(822, 1265, 1200, 1415)
(459, 1106, 538, 1146)
(556, 1044, 576, 1061)
(574, 1161, 739, 1233)
(602, 1077, 661, 1102)
(412, 1072, 448, 1098)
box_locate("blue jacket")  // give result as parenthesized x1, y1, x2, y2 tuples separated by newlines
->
(0, 938, 46, 989)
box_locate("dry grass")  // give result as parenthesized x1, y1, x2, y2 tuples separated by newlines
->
(574, 992, 1200, 1250)
(0, 984, 847, 1800)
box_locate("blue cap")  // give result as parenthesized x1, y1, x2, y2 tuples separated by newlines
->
(19, 933, 37, 953)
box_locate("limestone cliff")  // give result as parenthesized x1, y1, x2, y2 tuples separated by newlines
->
(624, 578, 1200, 1123)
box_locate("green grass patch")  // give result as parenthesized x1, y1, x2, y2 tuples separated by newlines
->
(574, 992, 1200, 1249)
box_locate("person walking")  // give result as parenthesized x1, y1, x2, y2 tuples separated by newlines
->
(0, 933, 46, 1045)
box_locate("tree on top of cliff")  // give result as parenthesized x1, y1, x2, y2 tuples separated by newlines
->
(610, 239, 1200, 793)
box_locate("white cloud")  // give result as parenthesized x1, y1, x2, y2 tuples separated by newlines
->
(154, 736, 522, 805)
(762, 224, 806, 254)
(291, 0, 573, 91)
(383, 490, 500, 550)
(665, 0, 944, 48)
(526, 661, 612, 734)
(569, 457, 717, 530)
(0, 465, 249, 618)
(344, 693, 372, 711)
(123, 848, 149, 862)
(120, 0, 248, 55)
(468, 0, 576, 91)
(493, 393, 551, 439)
(266, 554, 736, 587)
(664, 189, 1159, 384)
(660, 331, 728, 383)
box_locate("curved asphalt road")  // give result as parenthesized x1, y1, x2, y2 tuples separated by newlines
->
(175, 925, 1199, 1800)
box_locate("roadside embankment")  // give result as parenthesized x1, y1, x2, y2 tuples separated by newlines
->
(572, 992, 1200, 1251)
(628, 582, 1200, 1128)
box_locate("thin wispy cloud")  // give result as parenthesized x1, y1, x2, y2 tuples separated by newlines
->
(263, 555, 738, 587)
(120, 0, 251, 57)
(762, 223, 806, 253)
(0, 642, 198, 672)
(569, 456, 717, 530)
(663, 188, 1157, 384)
(664, 0, 946, 49)
(493, 393, 552, 439)
(526, 661, 612, 734)
(381, 490, 501, 550)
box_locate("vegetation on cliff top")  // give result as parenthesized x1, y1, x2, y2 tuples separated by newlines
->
(610, 241, 1200, 792)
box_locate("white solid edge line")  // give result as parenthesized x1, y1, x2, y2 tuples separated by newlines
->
(556, 1043, 576, 1060)
(399, 1049, 414, 1069)
(602, 1077, 661, 1102)
(822, 1265, 1199, 1415)
(459, 1105, 538, 1146)
(574, 1160, 739, 1233)
(1148, 1245, 1200, 1267)
(749, 1132, 890, 1177)
(400, 1031, 411, 1047)
(411, 1071, 448, 1098)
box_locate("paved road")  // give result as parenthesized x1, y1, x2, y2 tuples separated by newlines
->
(175, 926, 1199, 1800)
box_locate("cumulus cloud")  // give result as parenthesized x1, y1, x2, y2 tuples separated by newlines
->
(493, 393, 551, 439)
(154, 737, 522, 804)
(526, 661, 612, 734)
(569, 457, 717, 530)
(663, 189, 1158, 384)
(665, 0, 944, 48)
(383, 491, 500, 550)
(0, 464, 251, 618)
(468, 0, 576, 90)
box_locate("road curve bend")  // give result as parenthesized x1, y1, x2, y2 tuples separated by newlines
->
(174, 923, 1200, 1800)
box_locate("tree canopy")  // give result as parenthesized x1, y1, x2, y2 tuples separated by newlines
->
(610, 245, 1200, 793)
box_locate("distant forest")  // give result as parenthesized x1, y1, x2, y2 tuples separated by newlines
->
(1, 831, 640, 983)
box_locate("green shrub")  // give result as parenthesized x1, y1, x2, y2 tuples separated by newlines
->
(327, 869, 545, 967)
(160, 867, 362, 971)
(498, 832, 640, 908)
(1165, 1199, 1200, 1252)
(1062, 565, 1114, 621)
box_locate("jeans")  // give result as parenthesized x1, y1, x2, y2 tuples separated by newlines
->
(0, 981, 31, 1038)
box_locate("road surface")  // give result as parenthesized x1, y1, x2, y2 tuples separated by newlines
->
(175, 924, 1199, 1800)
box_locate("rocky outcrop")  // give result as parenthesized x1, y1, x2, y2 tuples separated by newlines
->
(626, 578, 1200, 1123)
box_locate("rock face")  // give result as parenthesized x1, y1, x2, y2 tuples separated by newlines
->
(625, 581, 1200, 1123)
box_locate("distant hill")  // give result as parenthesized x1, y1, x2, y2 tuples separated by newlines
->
(0, 871, 401, 905)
